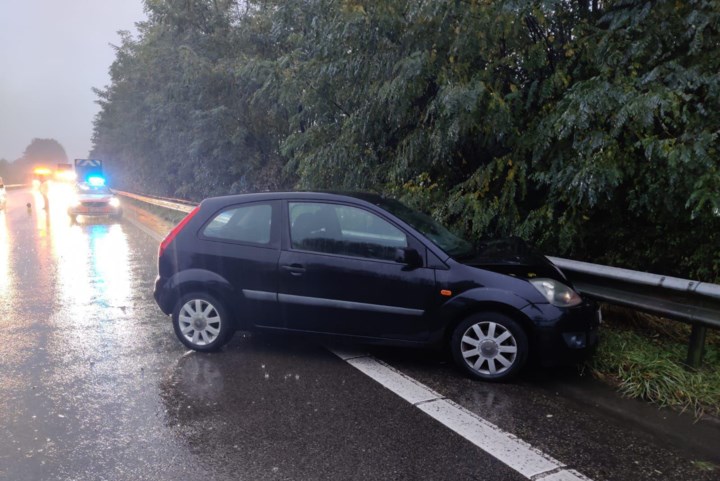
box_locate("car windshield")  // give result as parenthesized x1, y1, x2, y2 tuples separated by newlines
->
(76, 184, 112, 195)
(373, 198, 474, 258)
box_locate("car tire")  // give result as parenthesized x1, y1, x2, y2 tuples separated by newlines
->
(450, 312, 528, 382)
(172, 293, 233, 352)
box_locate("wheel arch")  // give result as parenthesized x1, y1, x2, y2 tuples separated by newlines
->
(163, 269, 244, 329)
(441, 301, 534, 350)
(433, 287, 537, 350)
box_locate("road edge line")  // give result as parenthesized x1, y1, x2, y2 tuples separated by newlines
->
(330, 349, 592, 481)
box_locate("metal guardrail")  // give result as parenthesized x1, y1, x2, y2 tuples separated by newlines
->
(115, 190, 196, 214)
(548, 257, 719, 368)
(548, 257, 720, 329)
(117, 190, 719, 367)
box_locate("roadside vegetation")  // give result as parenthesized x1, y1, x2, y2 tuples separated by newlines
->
(588, 305, 720, 419)
(90, 0, 720, 284)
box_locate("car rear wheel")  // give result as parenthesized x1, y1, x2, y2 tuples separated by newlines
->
(450, 312, 528, 382)
(172, 293, 232, 351)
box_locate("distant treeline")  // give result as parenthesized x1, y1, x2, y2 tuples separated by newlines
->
(0, 138, 68, 184)
(91, 0, 720, 282)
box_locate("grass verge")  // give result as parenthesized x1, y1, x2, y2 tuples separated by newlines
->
(587, 305, 720, 419)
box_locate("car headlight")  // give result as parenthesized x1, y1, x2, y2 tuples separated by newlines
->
(69, 197, 80, 207)
(109, 197, 120, 208)
(530, 278, 582, 307)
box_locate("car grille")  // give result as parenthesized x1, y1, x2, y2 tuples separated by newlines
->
(81, 202, 109, 208)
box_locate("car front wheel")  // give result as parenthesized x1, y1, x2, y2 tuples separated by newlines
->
(172, 293, 232, 351)
(450, 312, 528, 382)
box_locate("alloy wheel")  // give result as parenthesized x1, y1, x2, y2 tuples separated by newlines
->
(178, 299, 222, 347)
(460, 321, 518, 376)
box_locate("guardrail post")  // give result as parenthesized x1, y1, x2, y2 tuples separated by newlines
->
(685, 324, 707, 370)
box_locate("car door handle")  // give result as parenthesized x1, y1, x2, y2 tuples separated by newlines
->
(281, 264, 306, 276)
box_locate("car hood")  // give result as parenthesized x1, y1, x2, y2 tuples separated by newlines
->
(458, 237, 567, 282)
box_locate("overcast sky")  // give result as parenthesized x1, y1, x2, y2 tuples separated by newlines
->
(0, 0, 147, 162)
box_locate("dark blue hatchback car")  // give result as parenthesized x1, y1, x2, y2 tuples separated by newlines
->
(154, 192, 600, 381)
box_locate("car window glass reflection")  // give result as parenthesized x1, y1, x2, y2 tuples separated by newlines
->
(203, 204, 272, 244)
(289, 202, 407, 260)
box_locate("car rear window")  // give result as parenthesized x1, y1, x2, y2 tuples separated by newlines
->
(202, 203, 272, 244)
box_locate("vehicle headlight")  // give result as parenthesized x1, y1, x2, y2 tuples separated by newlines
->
(109, 197, 120, 208)
(530, 278, 582, 307)
(69, 197, 80, 207)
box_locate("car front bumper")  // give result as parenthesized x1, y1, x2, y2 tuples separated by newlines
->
(521, 299, 601, 366)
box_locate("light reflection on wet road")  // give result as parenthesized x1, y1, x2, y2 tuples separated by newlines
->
(0, 189, 521, 481)
(0, 187, 718, 481)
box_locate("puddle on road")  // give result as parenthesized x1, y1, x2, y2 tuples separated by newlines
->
(160, 334, 328, 426)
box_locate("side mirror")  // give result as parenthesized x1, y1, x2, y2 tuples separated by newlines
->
(395, 247, 423, 268)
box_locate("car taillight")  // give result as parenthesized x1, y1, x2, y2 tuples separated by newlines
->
(159, 206, 201, 258)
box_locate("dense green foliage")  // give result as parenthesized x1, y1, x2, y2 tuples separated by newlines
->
(91, 0, 720, 282)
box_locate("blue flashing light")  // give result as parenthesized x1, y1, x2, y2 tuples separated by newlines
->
(87, 176, 106, 187)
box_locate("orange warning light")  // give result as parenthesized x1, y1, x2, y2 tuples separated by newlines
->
(440, 289, 452, 297)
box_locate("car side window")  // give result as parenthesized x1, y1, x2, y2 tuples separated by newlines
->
(203, 203, 272, 244)
(289, 202, 407, 260)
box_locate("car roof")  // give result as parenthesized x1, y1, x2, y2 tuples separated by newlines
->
(195, 191, 452, 262)
(202, 191, 390, 209)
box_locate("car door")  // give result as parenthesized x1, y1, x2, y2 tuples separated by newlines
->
(278, 200, 438, 342)
(195, 200, 281, 328)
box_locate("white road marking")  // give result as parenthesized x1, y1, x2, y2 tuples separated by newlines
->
(539, 470, 592, 481)
(331, 349, 592, 481)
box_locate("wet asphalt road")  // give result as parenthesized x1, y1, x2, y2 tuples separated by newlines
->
(1, 187, 718, 481)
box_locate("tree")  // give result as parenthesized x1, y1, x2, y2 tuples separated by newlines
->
(91, 0, 291, 200)
(20, 138, 68, 165)
(5, 138, 69, 183)
(518, 0, 720, 279)
(91, 0, 720, 282)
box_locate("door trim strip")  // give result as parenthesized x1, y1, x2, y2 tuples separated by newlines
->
(278, 293, 424, 316)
